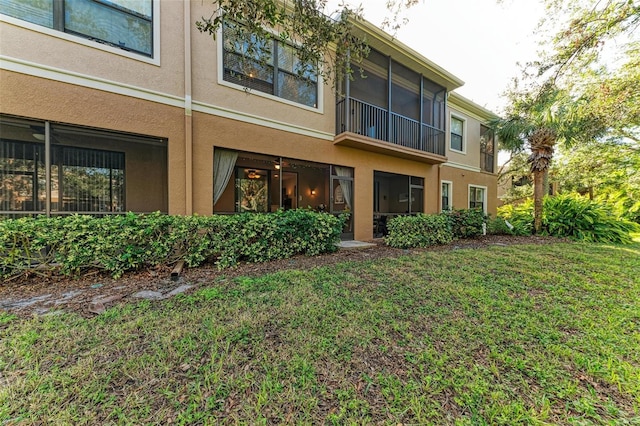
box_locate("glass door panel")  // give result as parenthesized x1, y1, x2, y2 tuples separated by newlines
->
(236, 168, 269, 212)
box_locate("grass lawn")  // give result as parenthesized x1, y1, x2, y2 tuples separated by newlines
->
(1, 241, 639, 424)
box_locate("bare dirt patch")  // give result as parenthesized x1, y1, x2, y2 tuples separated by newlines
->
(0, 235, 562, 318)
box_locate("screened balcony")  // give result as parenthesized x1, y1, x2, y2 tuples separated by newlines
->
(335, 49, 447, 163)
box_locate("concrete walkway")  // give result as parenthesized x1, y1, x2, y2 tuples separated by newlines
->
(337, 240, 376, 249)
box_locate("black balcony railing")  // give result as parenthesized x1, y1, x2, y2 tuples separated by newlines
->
(336, 98, 445, 157)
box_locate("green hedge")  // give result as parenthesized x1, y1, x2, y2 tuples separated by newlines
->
(385, 213, 454, 249)
(444, 208, 486, 239)
(385, 208, 487, 249)
(0, 210, 345, 280)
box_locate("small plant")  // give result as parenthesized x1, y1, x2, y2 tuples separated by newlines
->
(498, 201, 534, 236)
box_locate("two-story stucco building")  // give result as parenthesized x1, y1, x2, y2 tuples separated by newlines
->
(0, 0, 498, 240)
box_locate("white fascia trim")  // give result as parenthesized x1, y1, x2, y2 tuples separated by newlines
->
(441, 161, 481, 173)
(0, 1, 161, 66)
(0, 55, 184, 107)
(1, 55, 334, 141)
(192, 101, 334, 140)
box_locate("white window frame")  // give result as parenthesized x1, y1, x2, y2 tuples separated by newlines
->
(0, 0, 160, 65)
(440, 180, 453, 212)
(468, 184, 487, 214)
(216, 23, 324, 113)
(449, 114, 466, 154)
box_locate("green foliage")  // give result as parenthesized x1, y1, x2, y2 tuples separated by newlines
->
(385, 209, 487, 249)
(384, 214, 453, 248)
(444, 208, 487, 239)
(486, 216, 513, 235)
(498, 201, 535, 236)
(0, 210, 345, 280)
(499, 195, 640, 243)
(552, 140, 640, 223)
(543, 194, 640, 244)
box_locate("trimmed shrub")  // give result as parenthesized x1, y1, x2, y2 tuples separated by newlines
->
(543, 194, 639, 244)
(0, 210, 345, 280)
(444, 208, 486, 239)
(385, 214, 453, 248)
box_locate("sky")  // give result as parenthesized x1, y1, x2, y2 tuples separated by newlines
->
(325, 0, 547, 114)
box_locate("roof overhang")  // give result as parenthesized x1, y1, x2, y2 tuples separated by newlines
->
(448, 92, 500, 121)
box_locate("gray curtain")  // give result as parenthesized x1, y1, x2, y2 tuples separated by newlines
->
(213, 148, 238, 206)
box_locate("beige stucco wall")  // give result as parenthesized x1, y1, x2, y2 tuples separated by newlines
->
(0, 1, 185, 97)
(0, 70, 186, 215)
(1, 3, 499, 238)
(440, 166, 498, 216)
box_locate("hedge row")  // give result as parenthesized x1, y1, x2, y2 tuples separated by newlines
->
(0, 210, 346, 280)
(385, 209, 486, 249)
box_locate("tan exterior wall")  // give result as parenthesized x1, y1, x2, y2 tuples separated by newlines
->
(439, 166, 498, 216)
(193, 111, 439, 240)
(0, 70, 186, 214)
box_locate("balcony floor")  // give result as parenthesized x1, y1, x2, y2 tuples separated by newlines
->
(333, 132, 447, 164)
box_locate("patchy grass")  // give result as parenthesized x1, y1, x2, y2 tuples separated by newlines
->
(1, 242, 639, 424)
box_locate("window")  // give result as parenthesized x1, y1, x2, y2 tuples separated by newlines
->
(0, 0, 154, 57)
(52, 146, 125, 213)
(469, 185, 486, 212)
(222, 21, 318, 108)
(450, 116, 464, 152)
(441, 181, 452, 211)
(1, 140, 124, 213)
(373, 171, 423, 215)
(1, 115, 168, 216)
(480, 125, 495, 173)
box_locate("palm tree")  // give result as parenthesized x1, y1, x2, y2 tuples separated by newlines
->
(490, 87, 596, 234)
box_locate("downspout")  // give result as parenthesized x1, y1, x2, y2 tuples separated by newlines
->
(184, 0, 193, 215)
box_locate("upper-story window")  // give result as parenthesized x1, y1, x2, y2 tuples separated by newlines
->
(450, 116, 465, 152)
(222, 21, 318, 108)
(0, 0, 153, 57)
(480, 124, 495, 173)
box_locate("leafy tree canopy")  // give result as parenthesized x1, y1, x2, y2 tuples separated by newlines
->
(497, 0, 640, 149)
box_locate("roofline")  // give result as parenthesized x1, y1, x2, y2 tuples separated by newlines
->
(351, 18, 465, 92)
(448, 92, 499, 121)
